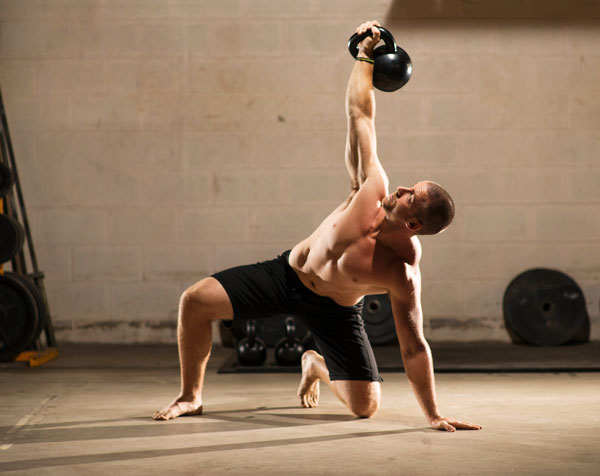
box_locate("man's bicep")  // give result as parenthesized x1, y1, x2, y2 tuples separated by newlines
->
(390, 279, 426, 357)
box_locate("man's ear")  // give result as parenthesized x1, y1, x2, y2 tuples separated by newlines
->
(406, 219, 422, 231)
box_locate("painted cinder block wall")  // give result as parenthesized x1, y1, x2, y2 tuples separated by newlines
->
(0, 0, 599, 343)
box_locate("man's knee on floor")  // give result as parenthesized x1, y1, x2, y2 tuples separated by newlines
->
(350, 397, 380, 418)
(335, 380, 381, 418)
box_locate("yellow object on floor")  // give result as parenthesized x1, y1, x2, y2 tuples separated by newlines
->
(14, 348, 59, 367)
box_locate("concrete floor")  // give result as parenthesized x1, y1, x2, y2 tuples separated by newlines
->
(0, 345, 599, 475)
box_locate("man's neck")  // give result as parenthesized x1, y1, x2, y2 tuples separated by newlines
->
(374, 217, 415, 249)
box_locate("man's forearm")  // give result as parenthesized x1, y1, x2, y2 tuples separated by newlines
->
(345, 59, 375, 120)
(403, 345, 442, 422)
(343, 23, 382, 189)
(344, 57, 376, 187)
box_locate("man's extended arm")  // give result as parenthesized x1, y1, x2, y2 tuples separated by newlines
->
(344, 21, 388, 191)
(390, 270, 443, 424)
(391, 268, 482, 432)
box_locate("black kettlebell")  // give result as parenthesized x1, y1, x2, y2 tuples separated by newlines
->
(274, 317, 305, 366)
(347, 26, 412, 92)
(236, 320, 267, 366)
(302, 330, 318, 352)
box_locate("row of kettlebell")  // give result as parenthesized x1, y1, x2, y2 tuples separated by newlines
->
(236, 317, 316, 367)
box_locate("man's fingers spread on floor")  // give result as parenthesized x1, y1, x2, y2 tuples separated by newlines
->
(455, 422, 482, 430)
(443, 422, 456, 432)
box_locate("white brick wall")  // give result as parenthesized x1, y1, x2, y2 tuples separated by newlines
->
(143, 245, 213, 281)
(1, 0, 599, 343)
(72, 246, 142, 281)
(33, 209, 108, 245)
(108, 209, 178, 244)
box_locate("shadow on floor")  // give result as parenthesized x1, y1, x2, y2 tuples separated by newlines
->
(1, 406, 356, 446)
(0, 425, 429, 472)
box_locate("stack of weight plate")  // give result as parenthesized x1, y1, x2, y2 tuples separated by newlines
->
(0, 162, 48, 361)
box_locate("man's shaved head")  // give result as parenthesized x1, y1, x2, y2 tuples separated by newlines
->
(414, 181, 455, 235)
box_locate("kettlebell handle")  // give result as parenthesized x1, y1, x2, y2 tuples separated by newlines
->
(347, 26, 398, 58)
(245, 320, 256, 346)
(285, 316, 296, 337)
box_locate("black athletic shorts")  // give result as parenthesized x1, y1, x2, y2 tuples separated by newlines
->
(212, 250, 382, 382)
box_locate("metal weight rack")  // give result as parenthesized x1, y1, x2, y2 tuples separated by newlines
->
(0, 85, 58, 366)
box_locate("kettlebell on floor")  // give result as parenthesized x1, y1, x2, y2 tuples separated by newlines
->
(274, 317, 305, 366)
(236, 320, 267, 366)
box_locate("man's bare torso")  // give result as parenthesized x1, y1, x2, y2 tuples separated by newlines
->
(289, 178, 421, 307)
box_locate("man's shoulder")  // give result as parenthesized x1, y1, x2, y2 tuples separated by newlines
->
(380, 250, 421, 296)
(387, 237, 422, 270)
(360, 172, 388, 195)
(349, 173, 387, 207)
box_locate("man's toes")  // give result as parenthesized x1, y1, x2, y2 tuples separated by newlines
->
(153, 407, 175, 421)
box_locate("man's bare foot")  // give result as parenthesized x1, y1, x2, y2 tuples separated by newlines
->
(297, 350, 322, 408)
(152, 397, 203, 421)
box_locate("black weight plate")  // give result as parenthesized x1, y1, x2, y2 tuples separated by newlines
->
(503, 268, 588, 346)
(0, 274, 39, 361)
(0, 214, 25, 263)
(0, 162, 13, 196)
(362, 294, 397, 345)
(7, 273, 46, 342)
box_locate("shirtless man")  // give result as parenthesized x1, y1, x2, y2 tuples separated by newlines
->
(154, 20, 482, 432)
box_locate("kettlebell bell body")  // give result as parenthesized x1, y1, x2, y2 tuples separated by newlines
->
(236, 320, 267, 366)
(275, 317, 305, 366)
(347, 26, 412, 92)
(372, 44, 412, 92)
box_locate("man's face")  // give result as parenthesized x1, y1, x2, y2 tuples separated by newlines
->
(382, 181, 428, 224)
